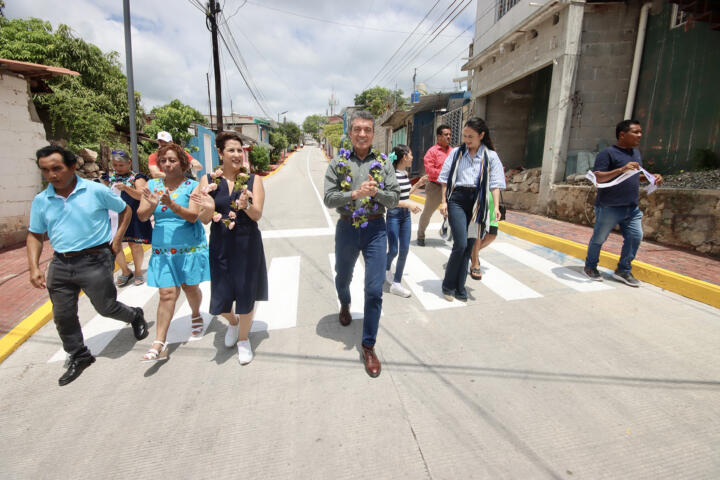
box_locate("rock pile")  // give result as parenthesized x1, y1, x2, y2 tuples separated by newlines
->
(75, 148, 102, 180)
(505, 167, 541, 193)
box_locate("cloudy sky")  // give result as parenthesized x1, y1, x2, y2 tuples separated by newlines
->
(6, 0, 475, 124)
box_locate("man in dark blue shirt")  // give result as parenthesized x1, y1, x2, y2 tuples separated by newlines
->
(584, 120, 663, 286)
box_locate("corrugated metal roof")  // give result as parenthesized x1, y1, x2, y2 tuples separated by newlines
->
(0, 58, 80, 78)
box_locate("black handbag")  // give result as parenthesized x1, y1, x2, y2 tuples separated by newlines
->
(498, 191, 507, 221)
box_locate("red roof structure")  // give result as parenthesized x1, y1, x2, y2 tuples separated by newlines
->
(0, 58, 80, 79)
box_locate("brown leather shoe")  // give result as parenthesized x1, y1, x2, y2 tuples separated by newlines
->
(339, 304, 351, 326)
(361, 345, 381, 378)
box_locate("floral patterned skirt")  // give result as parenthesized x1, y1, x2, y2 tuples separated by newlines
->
(147, 242, 210, 288)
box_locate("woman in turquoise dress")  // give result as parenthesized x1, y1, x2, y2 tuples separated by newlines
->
(137, 143, 210, 362)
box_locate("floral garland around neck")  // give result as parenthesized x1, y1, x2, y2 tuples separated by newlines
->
(202, 167, 251, 230)
(337, 147, 387, 228)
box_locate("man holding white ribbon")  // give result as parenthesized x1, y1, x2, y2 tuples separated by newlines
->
(583, 120, 663, 286)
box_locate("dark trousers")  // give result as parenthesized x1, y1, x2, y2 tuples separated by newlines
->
(334, 217, 387, 348)
(442, 189, 477, 297)
(46, 249, 136, 360)
(386, 207, 411, 283)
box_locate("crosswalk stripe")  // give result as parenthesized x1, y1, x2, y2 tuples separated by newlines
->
(48, 282, 158, 363)
(402, 251, 465, 309)
(328, 253, 383, 320)
(489, 242, 614, 292)
(435, 246, 543, 301)
(165, 282, 212, 345)
(252, 256, 301, 332)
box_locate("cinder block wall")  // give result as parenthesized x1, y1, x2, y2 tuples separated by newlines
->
(568, 2, 642, 155)
(0, 74, 47, 249)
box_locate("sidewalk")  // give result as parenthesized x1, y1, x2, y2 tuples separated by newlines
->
(0, 239, 54, 336)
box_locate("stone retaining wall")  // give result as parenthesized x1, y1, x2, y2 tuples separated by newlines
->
(546, 185, 720, 256)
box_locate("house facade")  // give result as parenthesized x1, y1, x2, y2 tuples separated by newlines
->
(0, 59, 79, 248)
(463, 0, 720, 212)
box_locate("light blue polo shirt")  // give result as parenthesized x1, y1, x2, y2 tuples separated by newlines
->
(29, 175, 127, 253)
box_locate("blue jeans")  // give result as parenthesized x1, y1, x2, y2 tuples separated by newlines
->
(386, 207, 411, 283)
(442, 189, 477, 297)
(585, 205, 643, 273)
(334, 217, 387, 348)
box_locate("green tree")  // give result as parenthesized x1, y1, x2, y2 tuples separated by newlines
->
(142, 99, 206, 153)
(353, 86, 406, 116)
(0, 17, 143, 150)
(279, 121, 302, 145)
(249, 145, 270, 172)
(302, 114, 327, 139)
(268, 130, 288, 163)
(322, 123, 343, 149)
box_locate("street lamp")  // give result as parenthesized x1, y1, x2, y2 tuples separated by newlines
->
(278, 110, 288, 123)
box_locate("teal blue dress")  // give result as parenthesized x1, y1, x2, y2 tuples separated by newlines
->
(146, 178, 210, 288)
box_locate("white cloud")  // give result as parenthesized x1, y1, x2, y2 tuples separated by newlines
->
(6, 0, 475, 124)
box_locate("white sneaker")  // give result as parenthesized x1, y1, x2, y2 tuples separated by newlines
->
(224, 323, 239, 348)
(386, 270, 394, 284)
(390, 282, 411, 298)
(237, 339, 253, 365)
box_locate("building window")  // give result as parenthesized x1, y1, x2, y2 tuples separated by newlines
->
(439, 108, 463, 147)
(497, 0, 520, 21)
(670, 3, 689, 29)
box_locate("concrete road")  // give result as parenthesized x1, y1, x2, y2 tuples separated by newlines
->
(1, 147, 719, 479)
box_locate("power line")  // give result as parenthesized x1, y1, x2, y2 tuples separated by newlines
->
(219, 16, 269, 107)
(243, 0, 472, 37)
(216, 23, 272, 118)
(363, 0, 443, 90)
(378, 0, 473, 87)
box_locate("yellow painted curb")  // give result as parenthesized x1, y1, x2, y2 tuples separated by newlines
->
(0, 244, 151, 364)
(410, 192, 720, 309)
(261, 150, 295, 179)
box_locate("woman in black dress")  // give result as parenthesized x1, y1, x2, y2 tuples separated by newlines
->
(193, 132, 268, 365)
(102, 150, 152, 286)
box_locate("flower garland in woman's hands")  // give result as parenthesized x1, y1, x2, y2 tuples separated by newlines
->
(337, 148, 387, 228)
(108, 171, 137, 191)
(205, 166, 252, 230)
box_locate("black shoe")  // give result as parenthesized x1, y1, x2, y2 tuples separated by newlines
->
(612, 271, 640, 287)
(584, 267, 603, 281)
(417, 238, 425, 247)
(131, 307, 149, 340)
(58, 355, 95, 386)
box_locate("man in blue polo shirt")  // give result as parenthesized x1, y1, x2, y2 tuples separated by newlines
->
(584, 120, 663, 286)
(27, 145, 148, 386)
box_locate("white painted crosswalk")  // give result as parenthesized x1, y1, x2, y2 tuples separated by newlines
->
(489, 242, 613, 292)
(46, 237, 615, 362)
(435, 246, 543, 301)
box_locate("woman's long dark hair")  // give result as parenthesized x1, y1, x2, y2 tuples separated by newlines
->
(391, 144, 411, 169)
(464, 117, 495, 151)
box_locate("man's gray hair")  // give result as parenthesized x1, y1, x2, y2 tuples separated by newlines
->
(349, 110, 375, 130)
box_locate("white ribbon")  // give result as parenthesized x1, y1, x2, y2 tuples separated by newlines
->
(585, 168, 657, 194)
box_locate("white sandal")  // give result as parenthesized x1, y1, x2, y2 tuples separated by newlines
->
(190, 315, 204, 338)
(141, 341, 168, 362)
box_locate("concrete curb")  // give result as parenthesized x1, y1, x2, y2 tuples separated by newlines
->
(410, 193, 720, 309)
(0, 244, 151, 364)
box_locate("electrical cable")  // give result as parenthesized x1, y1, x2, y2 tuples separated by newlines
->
(363, 0, 443, 90)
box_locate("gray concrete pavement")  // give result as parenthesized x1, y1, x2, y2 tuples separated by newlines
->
(1, 147, 719, 479)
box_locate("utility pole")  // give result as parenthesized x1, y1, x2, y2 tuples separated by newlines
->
(206, 72, 213, 130)
(208, 0, 223, 132)
(122, 0, 139, 171)
(413, 68, 417, 94)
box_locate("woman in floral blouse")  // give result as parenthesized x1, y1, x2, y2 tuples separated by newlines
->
(102, 150, 152, 286)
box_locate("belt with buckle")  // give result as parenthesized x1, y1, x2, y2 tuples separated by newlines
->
(340, 214, 383, 223)
(454, 186, 477, 192)
(56, 243, 110, 258)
